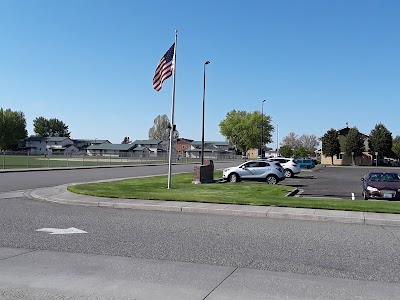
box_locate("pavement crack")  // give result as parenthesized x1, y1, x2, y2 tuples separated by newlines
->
(381, 225, 400, 241)
(0, 249, 38, 261)
(223, 215, 239, 226)
(202, 266, 238, 299)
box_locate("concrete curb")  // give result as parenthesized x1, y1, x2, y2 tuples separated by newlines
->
(26, 185, 400, 227)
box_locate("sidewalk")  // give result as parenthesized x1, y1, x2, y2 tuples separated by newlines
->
(27, 184, 400, 227)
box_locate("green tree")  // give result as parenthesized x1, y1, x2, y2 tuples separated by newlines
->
(344, 127, 365, 162)
(219, 110, 272, 154)
(48, 118, 70, 137)
(322, 128, 340, 165)
(392, 135, 400, 160)
(279, 145, 293, 157)
(33, 116, 70, 137)
(148, 114, 179, 140)
(33, 116, 49, 136)
(293, 146, 309, 158)
(368, 123, 392, 158)
(0, 108, 28, 150)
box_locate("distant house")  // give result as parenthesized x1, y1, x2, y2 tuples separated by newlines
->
(86, 143, 147, 157)
(175, 138, 193, 156)
(24, 136, 78, 155)
(321, 126, 372, 166)
(245, 148, 277, 159)
(132, 139, 163, 155)
(185, 141, 236, 159)
(73, 139, 110, 148)
(73, 139, 111, 153)
(131, 139, 180, 158)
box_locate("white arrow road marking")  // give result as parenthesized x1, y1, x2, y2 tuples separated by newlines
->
(36, 227, 87, 235)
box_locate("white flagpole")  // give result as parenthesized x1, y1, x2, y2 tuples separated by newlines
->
(167, 30, 178, 189)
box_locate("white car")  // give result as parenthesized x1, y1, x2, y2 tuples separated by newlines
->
(267, 157, 301, 178)
(223, 160, 285, 184)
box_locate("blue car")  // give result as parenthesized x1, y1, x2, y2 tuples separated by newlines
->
(294, 159, 315, 169)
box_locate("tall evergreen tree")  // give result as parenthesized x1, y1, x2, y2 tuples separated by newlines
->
(344, 127, 365, 161)
(368, 123, 392, 158)
(322, 128, 340, 165)
(48, 118, 70, 137)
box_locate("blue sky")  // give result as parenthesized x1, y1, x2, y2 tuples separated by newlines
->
(1, 0, 399, 147)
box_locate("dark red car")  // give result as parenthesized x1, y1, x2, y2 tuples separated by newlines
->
(361, 171, 400, 200)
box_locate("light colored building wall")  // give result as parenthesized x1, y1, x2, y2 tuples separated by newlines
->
(321, 152, 372, 166)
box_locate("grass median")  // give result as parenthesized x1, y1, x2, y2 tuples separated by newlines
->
(67, 171, 400, 214)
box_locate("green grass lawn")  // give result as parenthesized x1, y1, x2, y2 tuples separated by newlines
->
(67, 171, 400, 214)
(0, 155, 166, 169)
(1, 154, 214, 169)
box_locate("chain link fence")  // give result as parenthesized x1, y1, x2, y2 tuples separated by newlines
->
(0, 151, 242, 170)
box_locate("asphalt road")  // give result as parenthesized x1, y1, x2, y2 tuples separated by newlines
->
(2, 164, 400, 298)
(1, 194, 400, 283)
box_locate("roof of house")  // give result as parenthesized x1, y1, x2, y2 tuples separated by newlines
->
(26, 136, 72, 142)
(191, 141, 229, 146)
(73, 139, 110, 144)
(87, 144, 137, 151)
(176, 139, 192, 145)
(177, 138, 194, 143)
(132, 139, 162, 145)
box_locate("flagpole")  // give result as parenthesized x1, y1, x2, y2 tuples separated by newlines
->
(167, 30, 178, 189)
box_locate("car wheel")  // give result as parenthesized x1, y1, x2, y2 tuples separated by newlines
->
(306, 165, 311, 169)
(363, 191, 368, 200)
(284, 169, 293, 178)
(228, 173, 239, 183)
(266, 175, 278, 184)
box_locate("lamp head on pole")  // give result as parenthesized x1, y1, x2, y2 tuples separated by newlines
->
(205, 61, 210, 65)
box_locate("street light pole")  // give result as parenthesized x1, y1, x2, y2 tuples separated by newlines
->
(261, 99, 266, 158)
(201, 61, 210, 165)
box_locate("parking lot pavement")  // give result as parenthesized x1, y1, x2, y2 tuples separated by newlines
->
(26, 184, 400, 227)
(285, 166, 393, 200)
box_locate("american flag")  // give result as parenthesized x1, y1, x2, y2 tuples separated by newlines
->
(152, 43, 175, 91)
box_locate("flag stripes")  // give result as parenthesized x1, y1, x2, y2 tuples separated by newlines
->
(152, 43, 175, 91)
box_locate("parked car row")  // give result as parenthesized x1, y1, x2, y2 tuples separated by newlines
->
(222, 156, 307, 185)
(223, 159, 400, 202)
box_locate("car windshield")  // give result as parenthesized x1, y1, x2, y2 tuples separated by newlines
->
(369, 173, 400, 182)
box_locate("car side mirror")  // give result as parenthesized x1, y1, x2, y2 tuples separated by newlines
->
(361, 178, 364, 182)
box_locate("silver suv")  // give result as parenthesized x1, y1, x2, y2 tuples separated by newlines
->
(267, 157, 301, 178)
(223, 160, 285, 184)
